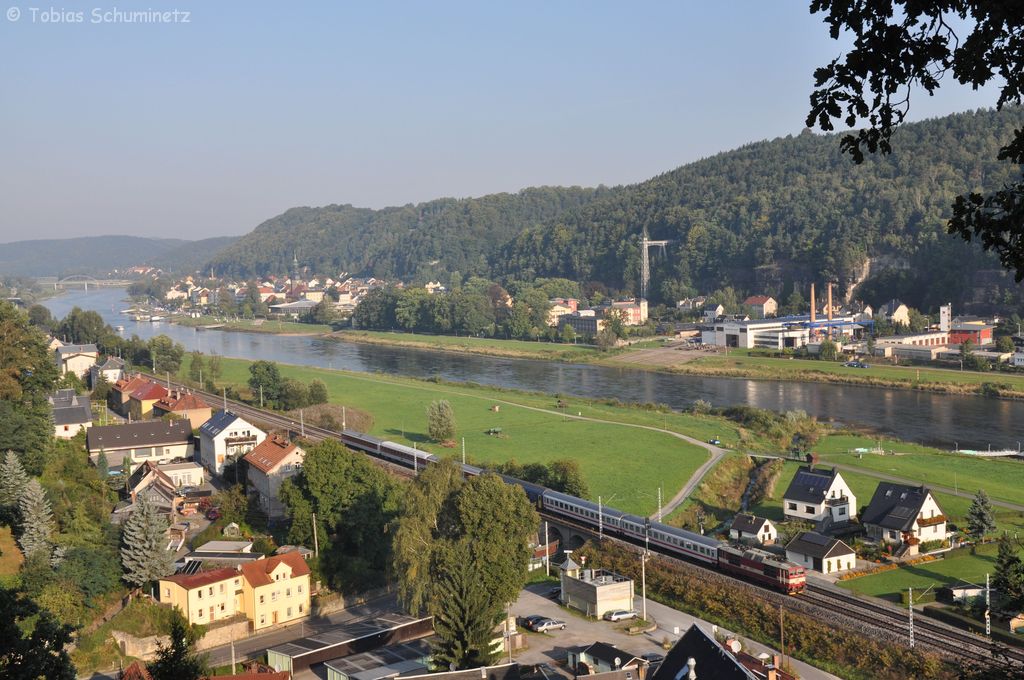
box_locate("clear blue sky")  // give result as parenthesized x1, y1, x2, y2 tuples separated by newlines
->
(0, 1, 1001, 241)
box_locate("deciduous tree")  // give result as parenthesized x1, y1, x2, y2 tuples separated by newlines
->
(427, 400, 456, 442)
(308, 379, 328, 405)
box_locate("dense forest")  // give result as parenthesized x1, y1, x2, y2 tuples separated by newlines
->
(207, 186, 609, 282)
(209, 108, 1024, 312)
(497, 108, 1024, 312)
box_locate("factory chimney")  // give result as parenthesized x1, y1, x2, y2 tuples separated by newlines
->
(809, 283, 816, 337)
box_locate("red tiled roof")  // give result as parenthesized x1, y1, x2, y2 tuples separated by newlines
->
(129, 382, 169, 401)
(161, 566, 239, 590)
(122, 661, 154, 680)
(115, 374, 150, 393)
(240, 551, 309, 588)
(744, 295, 773, 305)
(156, 392, 210, 412)
(244, 435, 299, 474)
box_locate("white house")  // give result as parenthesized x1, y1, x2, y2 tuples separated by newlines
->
(786, 531, 856, 575)
(728, 513, 777, 545)
(244, 435, 305, 519)
(197, 410, 266, 476)
(781, 465, 857, 525)
(702, 303, 725, 322)
(48, 389, 92, 439)
(89, 356, 125, 388)
(861, 483, 947, 553)
(55, 343, 99, 379)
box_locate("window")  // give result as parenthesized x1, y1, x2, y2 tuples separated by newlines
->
(287, 607, 292, 617)
(286, 588, 291, 597)
(787, 502, 797, 510)
(297, 584, 303, 593)
(219, 603, 225, 612)
(838, 507, 846, 516)
(198, 590, 203, 599)
(164, 588, 170, 598)
(805, 505, 814, 513)
(259, 595, 264, 604)
(198, 608, 204, 618)
(272, 592, 278, 601)
(298, 603, 304, 613)
(259, 614, 266, 625)
(219, 584, 225, 593)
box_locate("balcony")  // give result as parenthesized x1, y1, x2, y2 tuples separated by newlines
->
(824, 496, 850, 507)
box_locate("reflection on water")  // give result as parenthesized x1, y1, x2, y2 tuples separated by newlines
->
(43, 288, 1020, 450)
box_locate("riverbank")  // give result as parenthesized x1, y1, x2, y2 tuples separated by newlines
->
(607, 349, 1024, 399)
(330, 329, 610, 362)
(174, 314, 332, 335)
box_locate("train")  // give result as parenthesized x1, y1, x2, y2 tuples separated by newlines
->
(338, 429, 806, 595)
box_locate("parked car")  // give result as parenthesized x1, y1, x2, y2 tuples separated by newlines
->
(844, 361, 870, 368)
(546, 587, 561, 600)
(520, 615, 544, 630)
(603, 609, 639, 622)
(205, 507, 221, 521)
(708, 438, 721, 445)
(527, 617, 566, 632)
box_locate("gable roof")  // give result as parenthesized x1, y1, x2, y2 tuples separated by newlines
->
(127, 460, 175, 492)
(743, 295, 774, 305)
(782, 466, 840, 504)
(162, 566, 240, 589)
(730, 513, 770, 535)
(121, 660, 154, 680)
(881, 299, 907, 315)
(56, 343, 98, 357)
(129, 381, 169, 402)
(577, 641, 643, 668)
(652, 624, 756, 680)
(861, 483, 936, 532)
(200, 410, 259, 437)
(240, 551, 310, 588)
(155, 391, 210, 412)
(86, 420, 193, 452)
(244, 435, 300, 474)
(49, 389, 92, 425)
(96, 356, 125, 371)
(786, 531, 854, 560)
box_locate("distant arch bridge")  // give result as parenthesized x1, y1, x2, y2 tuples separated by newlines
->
(37, 276, 137, 291)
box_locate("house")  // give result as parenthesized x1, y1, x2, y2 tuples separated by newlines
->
(125, 461, 179, 512)
(879, 299, 911, 326)
(785, 531, 856, 574)
(127, 380, 170, 420)
(55, 343, 99, 378)
(158, 461, 205, 488)
(240, 551, 312, 631)
(245, 435, 306, 519)
(547, 302, 576, 327)
(86, 419, 194, 468)
(158, 567, 245, 626)
(559, 557, 634, 618)
(152, 390, 212, 429)
(48, 388, 92, 438)
(861, 483, 947, 552)
(89, 356, 125, 387)
(558, 312, 607, 339)
(604, 299, 648, 325)
(110, 374, 151, 415)
(675, 296, 707, 312)
(120, 661, 154, 680)
(424, 281, 446, 295)
(198, 411, 267, 476)
(728, 513, 777, 545)
(781, 465, 856, 525)
(652, 624, 760, 680)
(568, 642, 645, 676)
(949, 320, 995, 346)
(743, 295, 777, 319)
(702, 304, 725, 322)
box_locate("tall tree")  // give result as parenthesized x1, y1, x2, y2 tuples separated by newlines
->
(308, 379, 329, 405)
(248, 360, 283, 406)
(806, 1, 1024, 279)
(18, 478, 54, 560)
(966, 489, 997, 540)
(147, 610, 208, 680)
(95, 450, 110, 481)
(187, 351, 205, 383)
(430, 543, 503, 670)
(0, 449, 29, 510)
(992, 535, 1024, 610)
(207, 352, 222, 383)
(149, 335, 184, 375)
(0, 586, 76, 680)
(120, 496, 173, 589)
(427, 400, 456, 442)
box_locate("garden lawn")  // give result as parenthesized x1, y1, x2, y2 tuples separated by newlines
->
(747, 461, 1024, 536)
(838, 543, 1011, 599)
(0, 525, 23, 578)
(186, 357, 712, 516)
(687, 353, 1024, 390)
(816, 435, 1024, 506)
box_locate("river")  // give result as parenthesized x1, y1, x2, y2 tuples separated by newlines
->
(43, 288, 1021, 450)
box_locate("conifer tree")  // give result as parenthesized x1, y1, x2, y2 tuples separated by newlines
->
(96, 450, 109, 480)
(0, 450, 29, 509)
(120, 496, 173, 589)
(993, 535, 1024, 610)
(966, 489, 997, 540)
(18, 478, 54, 559)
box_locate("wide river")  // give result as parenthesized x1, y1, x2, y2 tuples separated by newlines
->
(43, 288, 1022, 450)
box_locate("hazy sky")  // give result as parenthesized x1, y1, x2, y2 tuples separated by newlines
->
(0, 1, 1003, 241)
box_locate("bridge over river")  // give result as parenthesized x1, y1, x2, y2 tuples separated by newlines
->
(36, 276, 138, 291)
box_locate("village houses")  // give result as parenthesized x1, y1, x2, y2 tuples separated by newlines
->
(198, 410, 267, 476)
(861, 483, 947, 554)
(781, 465, 857, 527)
(244, 435, 306, 519)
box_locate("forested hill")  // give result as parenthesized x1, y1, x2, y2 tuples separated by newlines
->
(496, 107, 1024, 311)
(206, 186, 610, 281)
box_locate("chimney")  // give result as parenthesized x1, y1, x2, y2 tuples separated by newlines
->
(827, 282, 834, 322)
(809, 283, 816, 337)
(687, 657, 697, 680)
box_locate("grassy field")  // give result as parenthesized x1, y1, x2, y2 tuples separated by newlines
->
(0, 526, 23, 581)
(839, 543, 1009, 599)
(333, 329, 605, 361)
(682, 353, 1024, 394)
(815, 434, 1024, 506)
(187, 357, 723, 515)
(176, 315, 333, 335)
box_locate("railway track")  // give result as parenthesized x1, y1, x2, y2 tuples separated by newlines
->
(146, 374, 1022, 667)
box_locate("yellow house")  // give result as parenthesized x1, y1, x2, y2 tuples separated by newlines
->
(240, 552, 311, 631)
(158, 567, 244, 625)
